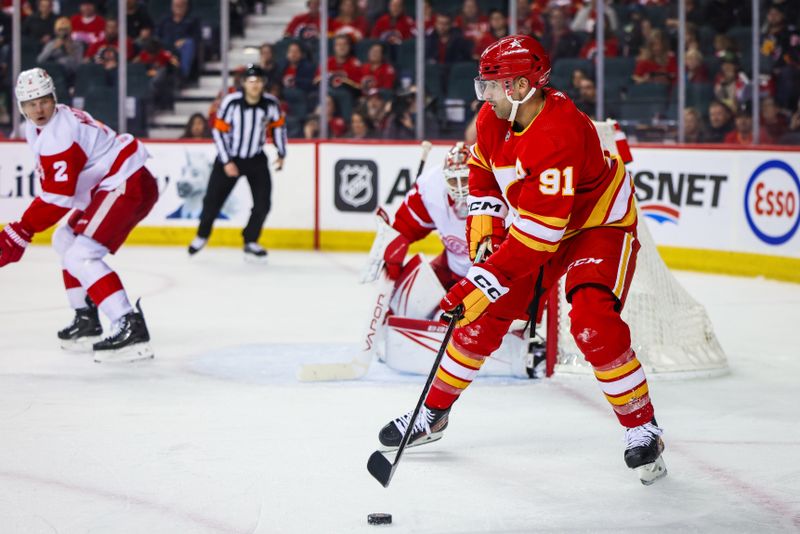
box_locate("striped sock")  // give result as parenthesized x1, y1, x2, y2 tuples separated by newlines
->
(425, 340, 488, 410)
(593, 348, 654, 427)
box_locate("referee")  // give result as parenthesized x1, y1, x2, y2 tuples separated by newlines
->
(188, 64, 287, 260)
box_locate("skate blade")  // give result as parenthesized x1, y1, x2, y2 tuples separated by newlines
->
(60, 336, 103, 352)
(244, 254, 268, 264)
(379, 431, 444, 453)
(636, 455, 667, 486)
(94, 342, 155, 363)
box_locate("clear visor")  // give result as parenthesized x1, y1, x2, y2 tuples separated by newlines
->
(444, 169, 469, 200)
(474, 77, 506, 102)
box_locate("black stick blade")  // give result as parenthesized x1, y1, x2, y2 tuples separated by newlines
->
(367, 450, 395, 488)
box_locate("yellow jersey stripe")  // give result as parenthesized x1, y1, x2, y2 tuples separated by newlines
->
(517, 208, 570, 228)
(508, 227, 560, 253)
(436, 368, 471, 389)
(612, 233, 634, 298)
(468, 155, 491, 172)
(447, 344, 484, 370)
(584, 155, 626, 229)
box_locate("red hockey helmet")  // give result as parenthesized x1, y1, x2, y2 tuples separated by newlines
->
(478, 35, 551, 87)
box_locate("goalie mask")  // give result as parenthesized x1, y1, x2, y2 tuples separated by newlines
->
(474, 35, 551, 124)
(15, 68, 57, 117)
(443, 142, 470, 218)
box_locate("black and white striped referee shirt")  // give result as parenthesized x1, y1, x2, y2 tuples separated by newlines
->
(212, 91, 287, 164)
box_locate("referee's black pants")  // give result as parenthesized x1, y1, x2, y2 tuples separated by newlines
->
(196, 152, 272, 244)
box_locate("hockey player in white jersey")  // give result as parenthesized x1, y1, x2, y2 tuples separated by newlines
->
(0, 68, 158, 362)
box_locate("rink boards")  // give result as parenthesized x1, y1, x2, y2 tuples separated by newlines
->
(0, 139, 797, 281)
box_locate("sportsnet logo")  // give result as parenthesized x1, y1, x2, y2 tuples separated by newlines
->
(640, 203, 680, 225)
(633, 170, 727, 225)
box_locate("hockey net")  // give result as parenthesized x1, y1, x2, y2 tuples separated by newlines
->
(542, 121, 729, 377)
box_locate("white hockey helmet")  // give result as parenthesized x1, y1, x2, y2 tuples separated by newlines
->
(443, 142, 470, 203)
(15, 68, 57, 115)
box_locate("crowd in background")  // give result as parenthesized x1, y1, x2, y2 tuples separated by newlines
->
(2, 0, 799, 144)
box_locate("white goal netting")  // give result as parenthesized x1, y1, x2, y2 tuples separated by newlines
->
(548, 121, 729, 377)
(550, 215, 728, 377)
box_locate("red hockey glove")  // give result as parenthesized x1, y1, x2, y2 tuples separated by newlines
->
(0, 222, 34, 267)
(383, 234, 411, 280)
(466, 196, 507, 261)
(440, 264, 510, 326)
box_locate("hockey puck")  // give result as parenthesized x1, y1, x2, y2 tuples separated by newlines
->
(367, 513, 392, 525)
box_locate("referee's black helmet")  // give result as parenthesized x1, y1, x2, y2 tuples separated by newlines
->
(243, 64, 265, 81)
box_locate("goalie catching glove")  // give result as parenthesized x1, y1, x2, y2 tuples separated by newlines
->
(466, 195, 507, 261)
(0, 222, 33, 267)
(440, 263, 509, 326)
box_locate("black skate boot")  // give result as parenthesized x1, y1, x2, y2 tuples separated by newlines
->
(378, 405, 449, 452)
(188, 236, 207, 256)
(93, 299, 154, 363)
(58, 297, 103, 351)
(624, 418, 667, 485)
(244, 242, 268, 263)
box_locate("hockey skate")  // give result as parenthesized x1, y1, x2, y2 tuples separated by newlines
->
(379, 405, 449, 452)
(93, 300, 154, 363)
(624, 419, 667, 485)
(243, 242, 268, 263)
(58, 298, 103, 351)
(187, 236, 207, 256)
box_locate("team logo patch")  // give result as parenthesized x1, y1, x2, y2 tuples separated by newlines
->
(334, 159, 378, 212)
(744, 159, 799, 246)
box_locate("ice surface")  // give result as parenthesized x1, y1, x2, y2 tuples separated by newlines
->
(0, 246, 798, 533)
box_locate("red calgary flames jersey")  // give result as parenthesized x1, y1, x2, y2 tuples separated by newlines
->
(468, 88, 637, 280)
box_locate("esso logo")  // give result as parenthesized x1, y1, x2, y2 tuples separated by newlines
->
(744, 160, 800, 245)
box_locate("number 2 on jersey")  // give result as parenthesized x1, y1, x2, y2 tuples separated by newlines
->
(53, 160, 68, 182)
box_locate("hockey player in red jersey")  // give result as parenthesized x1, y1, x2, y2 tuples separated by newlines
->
(0, 68, 159, 363)
(377, 36, 667, 484)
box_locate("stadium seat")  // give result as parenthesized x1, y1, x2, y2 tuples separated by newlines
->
(604, 57, 636, 79)
(84, 86, 119, 130)
(36, 62, 69, 103)
(282, 87, 308, 119)
(330, 86, 355, 122)
(552, 58, 594, 80)
(397, 40, 417, 73)
(627, 82, 669, 101)
(74, 63, 107, 97)
(355, 39, 380, 63)
(425, 63, 445, 99)
(619, 100, 665, 122)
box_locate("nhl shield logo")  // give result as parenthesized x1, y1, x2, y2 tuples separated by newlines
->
(334, 159, 378, 212)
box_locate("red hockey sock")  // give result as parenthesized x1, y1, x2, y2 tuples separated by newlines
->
(425, 340, 488, 410)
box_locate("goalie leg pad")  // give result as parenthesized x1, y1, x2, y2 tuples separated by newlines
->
(389, 254, 446, 319)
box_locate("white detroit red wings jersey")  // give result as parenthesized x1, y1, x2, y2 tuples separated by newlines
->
(392, 163, 471, 277)
(25, 104, 150, 215)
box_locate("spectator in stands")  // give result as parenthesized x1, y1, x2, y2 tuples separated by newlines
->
(371, 0, 415, 45)
(259, 43, 279, 87)
(619, 8, 653, 58)
(316, 34, 362, 95)
(713, 53, 749, 113)
(422, 0, 436, 36)
(156, 0, 200, 80)
(37, 16, 84, 76)
(364, 87, 389, 129)
(571, 0, 618, 34)
(304, 95, 347, 138)
(474, 9, 508, 59)
(133, 36, 179, 110)
(712, 34, 737, 60)
(579, 15, 620, 60)
(575, 77, 596, 117)
(666, 0, 703, 34)
(0, 8, 9, 74)
(724, 104, 773, 145)
(760, 96, 789, 140)
(706, 99, 734, 142)
(284, 0, 320, 40)
(517, 0, 545, 39)
(632, 29, 677, 85)
(23, 0, 57, 46)
(348, 110, 375, 139)
(360, 41, 396, 93)
(85, 18, 134, 61)
(279, 41, 315, 92)
(685, 48, 709, 83)
(540, 7, 581, 62)
(70, 0, 105, 48)
(181, 112, 211, 139)
(382, 89, 415, 139)
(330, 0, 368, 42)
(126, 0, 154, 43)
(760, 4, 800, 112)
(783, 100, 800, 144)
(564, 67, 588, 99)
(454, 0, 488, 46)
(425, 13, 472, 64)
(683, 107, 709, 143)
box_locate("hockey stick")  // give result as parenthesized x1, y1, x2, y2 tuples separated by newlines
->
(367, 240, 488, 487)
(526, 267, 547, 378)
(296, 141, 433, 382)
(367, 304, 463, 488)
